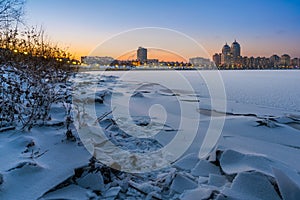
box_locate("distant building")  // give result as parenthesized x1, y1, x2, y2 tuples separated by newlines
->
(212, 53, 221, 66)
(189, 57, 211, 67)
(270, 55, 280, 67)
(248, 56, 255, 68)
(291, 58, 299, 67)
(221, 43, 232, 66)
(81, 56, 114, 65)
(231, 40, 241, 56)
(214, 40, 242, 68)
(280, 54, 291, 66)
(222, 43, 231, 55)
(137, 47, 147, 62)
(147, 59, 159, 65)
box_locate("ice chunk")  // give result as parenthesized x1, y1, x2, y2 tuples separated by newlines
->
(208, 174, 228, 187)
(77, 172, 104, 191)
(129, 181, 161, 194)
(273, 116, 296, 124)
(219, 135, 300, 171)
(41, 184, 91, 200)
(173, 153, 199, 171)
(191, 160, 220, 177)
(0, 127, 90, 200)
(103, 186, 121, 198)
(220, 149, 282, 177)
(222, 171, 281, 200)
(198, 176, 208, 185)
(273, 168, 300, 200)
(131, 91, 144, 98)
(170, 174, 198, 193)
(180, 187, 212, 200)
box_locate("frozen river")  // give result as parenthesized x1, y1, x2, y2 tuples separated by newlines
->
(87, 70, 300, 113)
(1, 69, 300, 199)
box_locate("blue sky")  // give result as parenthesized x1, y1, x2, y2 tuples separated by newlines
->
(25, 0, 300, 59)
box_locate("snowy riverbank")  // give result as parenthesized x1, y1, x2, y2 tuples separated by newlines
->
(1, 70, 300, 199)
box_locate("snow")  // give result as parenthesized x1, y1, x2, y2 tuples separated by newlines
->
(0, 127, 91, 200)
(1, 70, 300, 199)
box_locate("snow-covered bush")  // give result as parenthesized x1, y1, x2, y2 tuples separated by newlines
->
(0, 27, 77, 130)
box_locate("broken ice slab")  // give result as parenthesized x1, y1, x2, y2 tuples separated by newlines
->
(222, 171, 281, 200)
(170, 173, 198, 194)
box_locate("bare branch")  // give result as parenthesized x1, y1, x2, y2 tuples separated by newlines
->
(0, 0, 25, 29)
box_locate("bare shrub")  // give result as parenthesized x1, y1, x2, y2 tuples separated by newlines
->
(0, 26, 78, 130)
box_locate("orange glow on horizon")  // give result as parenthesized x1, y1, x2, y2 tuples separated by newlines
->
(70, 47, 189, 62)
(70, 43, 300, 62)
(117, 48, 187, 62)
(68, 47, 90, 60)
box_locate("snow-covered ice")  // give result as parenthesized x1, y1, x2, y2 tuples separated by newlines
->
(1, 70, 300, 199)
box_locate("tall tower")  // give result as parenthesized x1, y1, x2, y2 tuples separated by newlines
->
(231, 40, 241, 61)
(137, 47, 147, 62)
(222, 43, 231, 55)
(221, 43, 231, 65)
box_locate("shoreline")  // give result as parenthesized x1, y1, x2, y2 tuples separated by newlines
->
(77, 67, 300, 72)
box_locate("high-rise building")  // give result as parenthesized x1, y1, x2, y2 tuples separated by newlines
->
(219, 41, 242, 67)
(280, 54, 291, 66)
(221, 43, 231, 66)
(213, 40, 299, 69)
(222, 43, 231, 55)
(137, 47, 147, 62)
(231, 40, 241, 61)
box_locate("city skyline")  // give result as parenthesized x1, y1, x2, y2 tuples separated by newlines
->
(81, 45, 300, 70)
(88, 41, 300, 64)
(212, 40, 299, 69)
(25, 0, 300, 59)
(83, 43, 299, 63)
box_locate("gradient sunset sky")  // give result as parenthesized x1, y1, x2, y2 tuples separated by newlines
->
(25, 0, 300, 60)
